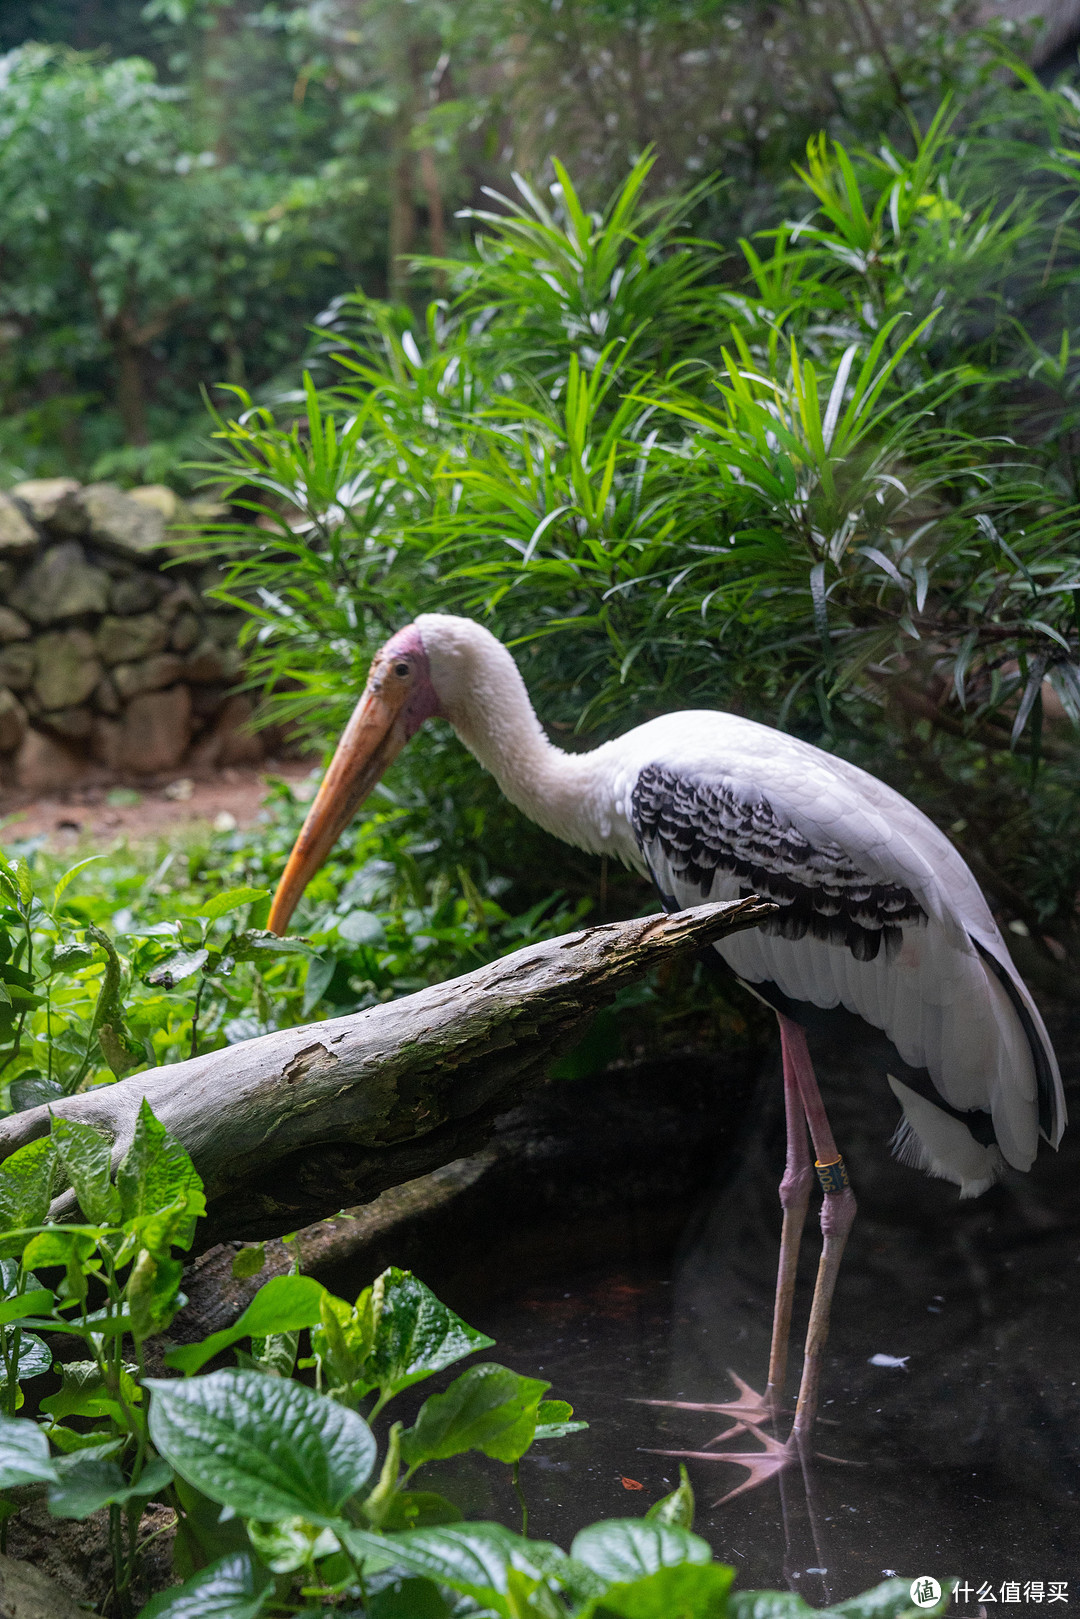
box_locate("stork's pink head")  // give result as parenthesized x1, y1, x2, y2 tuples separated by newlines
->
(267, 620, 442, 934)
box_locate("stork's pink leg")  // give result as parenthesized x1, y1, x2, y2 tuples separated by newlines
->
(777, 1014, 857, 1448)
(766, 1019, 815, 1410)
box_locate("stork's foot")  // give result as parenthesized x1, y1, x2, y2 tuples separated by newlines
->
(648, 1423, 795, 1505)
(637, 1370, 778, 1442)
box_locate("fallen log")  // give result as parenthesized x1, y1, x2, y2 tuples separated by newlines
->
(0, 897, 772, 1247)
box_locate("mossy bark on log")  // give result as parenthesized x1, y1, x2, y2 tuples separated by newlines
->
(0, 897, 773, 1246)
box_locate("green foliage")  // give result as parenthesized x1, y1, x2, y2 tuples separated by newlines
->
(197, 89, 1080, 933)
(0, 785, 591, 1110)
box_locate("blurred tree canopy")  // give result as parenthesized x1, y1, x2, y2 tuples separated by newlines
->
(0, 0, 1039, 485)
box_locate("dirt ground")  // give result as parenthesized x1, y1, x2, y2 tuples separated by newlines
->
(0, 760, 316, 849)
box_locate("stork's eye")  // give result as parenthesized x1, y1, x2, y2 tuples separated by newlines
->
(393, 661, 410, 677)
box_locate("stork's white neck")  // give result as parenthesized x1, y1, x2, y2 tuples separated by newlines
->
(415, 613, 623, 856)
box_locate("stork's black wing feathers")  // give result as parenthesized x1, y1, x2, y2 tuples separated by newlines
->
(631, 763, 927, 963)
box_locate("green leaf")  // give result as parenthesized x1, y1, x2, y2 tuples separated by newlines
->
(171, 1477, 254, 1582)
(245, 1515, 340, 1574)
(340, 1522, 573, 1606)
(0, 1413, 59, 1488)
(53, 856, 104, 909)
(117, 1097, 205, 1251)
(0, 1288, 53, 1328)
(369, 1576, 451, 1618)
(0, 1136, 57, 1241)
(401, 1363, 550, 1467)
(832, 1579, 950, 1619)
(22, 1228, 97, 1307)
(366, 1267, 495, 1400)
(646, 1464, 694, 1529)
(9, 1077, 63, 1112)
(146, 949, 210, 989)
(337, 909, 386, 946)
(533, 1398, 588, 1440)
(230, 930, 312, 963)
(571, 1520, 713, 1583)
(146, 1368, 376, 1525)
(48, 1454, 173, 1520)
(589, 1562, 734, 1618)
(86, 924, 143, 1078)
(729, 1596, 815, 1619)
(198, 888, 270, 921)
(0, 1333, 51, 1390)
(137, 1550, 273, 1619)
(380, 1491, 464, 1531)
(49, 942, 96, 973)
(165, 1275, 326, 1375)
(51, 1115, 122, 1226)
(231, 1244, 266, 1281)
(40, 1360, 139, 1425)
(127, 1247, 185, 1342)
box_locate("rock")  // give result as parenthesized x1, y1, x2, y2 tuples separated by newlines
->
(0, 493, 38, 557)
(190, 694, 262, 767)
(157, 583, 199, 621)
(109, 572, 160, 615)
(13, 728, 86, 791)
(77, 482, 166, 558)
(10, 542, 110, 625)
(116, 686, 192, 772)
(40, 706, 94, 741)
(0, 1550, 90, 1619)
(113, 654, 184, 699)
(128, 483, 180, 521)
(0, 644, 34, 693)
(0, 608, 30, 643)
(93, 675, 122, 715)
(33, 630, 101, 711)
(198, 562, 230, 601)
(190, 682, 227, 718)
(183, 639, 241, 683)
(91, 716, 122, 769)
(0, 689, 28, 753)
(0, 564, 12, 598)
(170, 610, 202, 653)
(95, 612, 169, 666)
(11, 476, 82, 527)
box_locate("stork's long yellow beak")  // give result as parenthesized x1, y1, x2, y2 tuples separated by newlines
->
(268, 628, 437, 934)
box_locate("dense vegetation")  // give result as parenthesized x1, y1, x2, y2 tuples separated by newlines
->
(0, 1084, 949, 1618)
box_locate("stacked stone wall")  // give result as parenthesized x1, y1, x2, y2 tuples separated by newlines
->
(0, 478, 270, 792)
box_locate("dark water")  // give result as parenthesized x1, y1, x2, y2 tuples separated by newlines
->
(416, 1026, 1080, 1610)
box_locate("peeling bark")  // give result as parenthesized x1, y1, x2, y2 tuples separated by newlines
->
(0, 898, 772, 1246)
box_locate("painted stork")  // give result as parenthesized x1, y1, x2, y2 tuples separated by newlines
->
(267, 612, 1065, 1497)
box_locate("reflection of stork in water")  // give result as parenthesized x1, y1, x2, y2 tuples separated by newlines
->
(267, 613, 1065, 1499)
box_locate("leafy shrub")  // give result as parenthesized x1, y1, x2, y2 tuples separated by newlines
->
(0, 1101, 945, 1619)
(191, 77, 1080, 932)
(0, 789, 591, 1112)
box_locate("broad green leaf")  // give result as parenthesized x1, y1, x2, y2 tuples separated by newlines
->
(146, 1368, 376, 1524)
(0, 1288, 53, 1328)
(369, 1576, 451, 1618)
(171, 1477, 254, 1582)
(230, 930, 312, 962)
(41, 1360, 140, 1424)
(571, 1520, 713, 1583)
(366, 1267, 495, 1399)
(245, 1515, 340, 1574)
(137, 1550, 273, 1619)
(117, 1097, 205, 1251)
(401, 1363, 550, 1467)
(0, 1412, 59, 1488)
(146, 949, 209, 988)
(231, 1244, 265, 1280)
(0, 1333, 51, 1390)
(49, 942, 96, 973)
(832, 1580, 950, 1619)
(22, 1227, 97, 1305)
(729, 1596, 815, 1619)
(51, 1115, 122, 1226)
(9, 1076, 64, 1112)
(645, 1464, 694, 1529)
(533, 1398, 588, 1440)
(165, 1275, 327, 1375)
(127, 1248, 185, 1342)
(340, 1522, 572, 1605)
(587, 1562, 734, 1618)
(337, 909, 386, 946)
(0, 1136, 57, 1241)
(48, 1453, 173, 1520)
(381, 1491, 464, 1531)
(199, 888, 270, 921)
